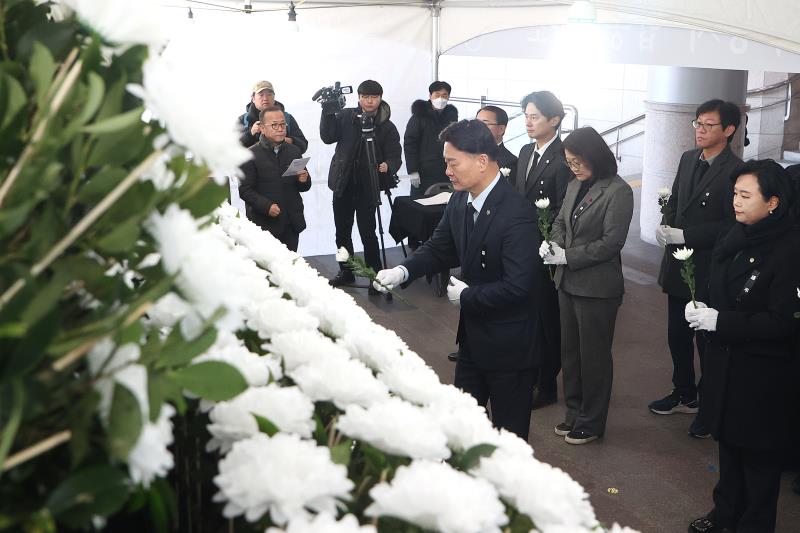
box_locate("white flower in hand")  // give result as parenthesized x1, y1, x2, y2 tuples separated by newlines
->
(499, 167, 511, 177)
(335, 247, 350, 262)
(657, 187, 672, 200)
(446, 276, 467, 306)
(534, 198, 550, 209)
(672, 247, 694, 261)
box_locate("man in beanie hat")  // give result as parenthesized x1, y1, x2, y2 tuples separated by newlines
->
(320, 79, 402, 293)
(237, 80, 308, 152)
(404, 80, 458, 199)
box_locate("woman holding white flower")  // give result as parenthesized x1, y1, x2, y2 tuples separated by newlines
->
(539, 127, 633, 445)
(685, 160, 800, 533)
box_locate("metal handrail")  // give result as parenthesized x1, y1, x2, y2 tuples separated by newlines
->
(746, 74, 800, 95)
(607, 131, 644, 149)
(599, 114, 645, 137)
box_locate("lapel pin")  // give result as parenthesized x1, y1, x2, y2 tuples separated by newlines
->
(749, 257, 754, 263)
(486, 209, 491, 215)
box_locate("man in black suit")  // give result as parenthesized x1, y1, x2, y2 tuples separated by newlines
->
(477, 105, 517, 180)
(649, 99, 743, 439)
(374, 119, 543, 439)
(510, 90, 573, 409)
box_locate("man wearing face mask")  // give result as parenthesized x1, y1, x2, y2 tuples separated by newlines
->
(404, 81, 459, 199)
(321, 80, 403, 292)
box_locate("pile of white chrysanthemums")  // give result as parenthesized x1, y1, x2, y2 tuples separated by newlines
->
(137, 203, 637, 533)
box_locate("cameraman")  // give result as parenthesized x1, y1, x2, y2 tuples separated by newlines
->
(320, 80, 402, 292)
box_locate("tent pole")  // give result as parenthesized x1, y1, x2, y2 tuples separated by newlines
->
(431, 1, 441, 82)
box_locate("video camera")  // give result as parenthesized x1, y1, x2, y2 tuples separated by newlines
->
(312, 81, 352, 115)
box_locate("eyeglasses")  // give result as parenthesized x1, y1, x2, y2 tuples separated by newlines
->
(267, 122, 287, 130)
(691, 120, 720, 131)
(564, 159, 585, 171)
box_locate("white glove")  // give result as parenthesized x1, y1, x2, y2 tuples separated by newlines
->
(373, 266, 407, 292)
(542, 243, 567, 265)
(655, 225, 685, 246)
(408, 172, 421, 187)
(684, 301, 708, 315)
(447, 276, 467, 306)
(538, 240, 552, 259)
(685, 302, 718, 331)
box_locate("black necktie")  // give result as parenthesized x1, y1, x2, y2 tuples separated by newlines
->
(465, 202, 476, 244)
(526, 151, 540, 183)
(696, 159, 710, 181)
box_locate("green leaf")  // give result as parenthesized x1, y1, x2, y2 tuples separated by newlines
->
(45, 465, 129, 528)
(77, 166, 127, 204)
(156, 327, 217, 369)
(253, 414, 279, 437)
(2, 307, 61, 382)
(0, 380, 25, 478)
(451, 443, 497, 472)
(107, 383, 143, 462)
(117, 320, 145, 346)
(81, 106, 143, 134)
(94, 216, 141, 254)
(330, 440, 353, 466)
(0, 321, 26, 338)
(67, 390, 101, 468)
(28, 41, 56, 108)
(76, 71, 105, 125)
(0, 72, 26, 131)
(180, 180, 230, 218)
(0, 199, 35, 238)
(169, 361, 247, 402)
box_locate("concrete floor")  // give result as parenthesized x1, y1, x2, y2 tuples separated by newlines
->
(304, 181, 799, 533)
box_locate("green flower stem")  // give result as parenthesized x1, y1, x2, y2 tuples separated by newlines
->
(0, 380, 24, 478)
(0, 49, 81, 208)
(0, 150, 162, 311)
(537, 208, 554, 281)
(344, 256, 410, 305)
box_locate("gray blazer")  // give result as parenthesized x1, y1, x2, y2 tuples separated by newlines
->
(550, 174, 634, 298)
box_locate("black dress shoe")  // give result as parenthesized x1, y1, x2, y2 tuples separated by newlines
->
(330, 270, 355, 287)
(447, 351, 458, 362)
(688, 517, 734, 533)
(531, 388, 557, 409)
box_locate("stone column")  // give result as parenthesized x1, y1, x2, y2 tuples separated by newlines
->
(640, 66, 747, 245)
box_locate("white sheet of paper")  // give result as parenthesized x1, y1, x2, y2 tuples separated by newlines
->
(282, 157, 311, 177)
(414, 191, 452, 206)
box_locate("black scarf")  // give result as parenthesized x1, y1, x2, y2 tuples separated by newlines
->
(714, 212, 793, 261)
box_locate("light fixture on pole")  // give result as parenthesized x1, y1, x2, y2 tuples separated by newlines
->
(568, 0, 596, 23)
(287, 1, 299, 32)
(244, 2, 252, 14)
(187, 7, 194, 19)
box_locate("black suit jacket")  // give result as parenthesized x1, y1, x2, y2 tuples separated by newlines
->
(402, 176, 543, 371)
(700, 226, 800, 450)
(496, 142, 518, 182)
(238, 139, 311, 237)
(658, 145, 743, 299)
(511, 137, 572, 217)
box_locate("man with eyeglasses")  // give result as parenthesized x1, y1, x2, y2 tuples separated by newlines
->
(238, 106, 311, 252)
(321, 80, 402, 292)
(237, 80, 308, 152)
(650, 99, 743, 439)
(511, 90, 573, 410)
(477, 105, 517, 180)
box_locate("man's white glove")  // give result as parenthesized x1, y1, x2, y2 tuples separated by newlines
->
(685, 301, 718, 331)
(447, 276, 468, 306)
(542, 242, 567, 265)
(373, 267, 407, 292)
(408, 172, 421, 187)
(655, 225, 685, 246)
(538, 240, 552, 259)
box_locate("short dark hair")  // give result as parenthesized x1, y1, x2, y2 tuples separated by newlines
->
(429, 81, 452, 94)
(696, 99, 741, 143)
(259, 106, 284, 121)
(439, 119, 499, 161)
(478, 105, 508, 126)
(562, 127, 617, 179)
(357, 79, 383, 96)
(520, 91, 565, 127)
(732, 159, 796, 219)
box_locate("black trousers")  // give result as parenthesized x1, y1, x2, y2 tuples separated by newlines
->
(667, 294, 706, 400)
(332, 181, 382, 273)
(272, 225, 299, 252)
(454, 340, 536, 440)
(708, 440, 783, 533)
(535, 280, 561, 394)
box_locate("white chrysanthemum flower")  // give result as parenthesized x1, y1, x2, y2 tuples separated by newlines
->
(377, 355, 448, 405)
(61, 0, 167, 49)
(220, 216, 300, 269)
(606, 524, 641, 533)
(484, 428, 535, 458)
(338, 323, 408, 371)
(499, 167, 511, 177)
(336, 398, 449, 460)
(269, 260, 341, 308)
(127, 54, 251, 181)
(534, 197, 551, 209)
(193, 331, 272, 388)
(243, 298, 319, 339)
(366, 460, 507, 533)
(335, 247, 350, 262)
(672, 247, 694, 261)
(306, 291, 373, 338)
(207, 385, 314, 453)
(265, 513, 377, 533)
(472, 449, 597, 531)
(127, 404, 175, 487)
(87, 340, 148, 421)
(657, 186, 672, 199)
(214, 433, 353, 524)
(289, 355, 389, 410)
(147, 292, 193, 328)
(427, 400, 496, 453)
(265, 330, 351, 371)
